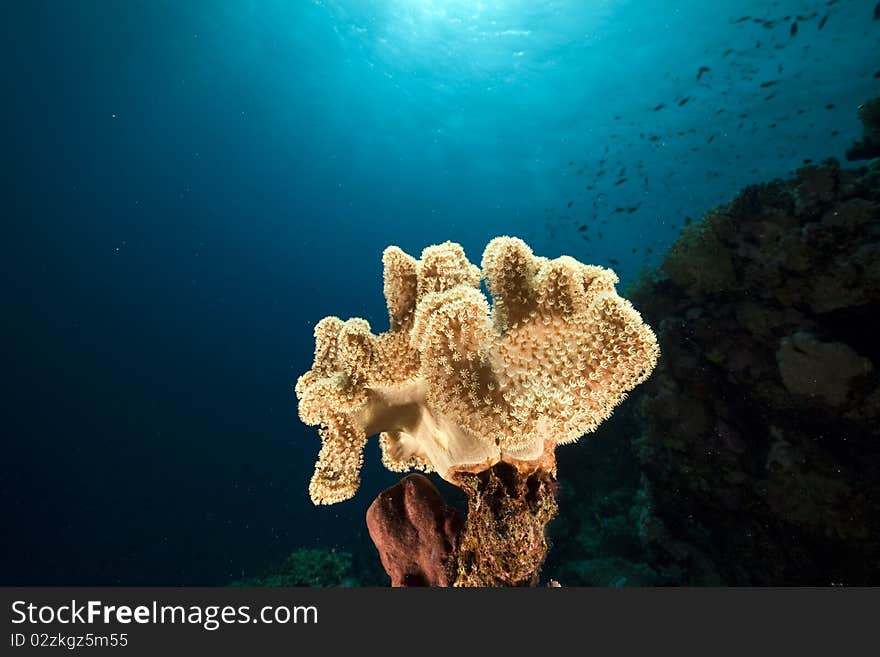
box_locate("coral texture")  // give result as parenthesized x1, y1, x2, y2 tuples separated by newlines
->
(366, 474, 462, 587)
(295, 237, 659, 505)
(455, 462, 559, 586)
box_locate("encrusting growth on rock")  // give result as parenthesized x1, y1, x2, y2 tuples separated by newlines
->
(454, 462, 560, 586)
(295, 237, 659, 505)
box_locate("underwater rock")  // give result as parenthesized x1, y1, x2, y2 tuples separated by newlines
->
(794, 162, 839, 214)
(631, 155, 880, 584)
(776, 332, 873, 406)
(366, 474, 462, 587)
(845, 98, 880, 161)
(662, 211, 736, 296)
(232, 548, 357, 587)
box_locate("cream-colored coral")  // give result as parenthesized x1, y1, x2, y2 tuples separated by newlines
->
(295, 238, 659, 505)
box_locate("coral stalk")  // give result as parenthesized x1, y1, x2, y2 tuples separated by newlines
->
(454, 462, 559, 587)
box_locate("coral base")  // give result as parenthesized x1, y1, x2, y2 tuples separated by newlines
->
(454, 463, 558, 587)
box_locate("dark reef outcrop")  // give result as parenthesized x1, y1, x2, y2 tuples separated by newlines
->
(846, 98, 880, 161)
(628, 156, 880, 584)
(232, 548, 362, 587)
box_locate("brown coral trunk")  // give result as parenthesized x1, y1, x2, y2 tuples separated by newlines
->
(454, 462, 558, 587)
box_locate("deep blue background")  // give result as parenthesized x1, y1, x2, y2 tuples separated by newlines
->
(2, 0, 877, 584)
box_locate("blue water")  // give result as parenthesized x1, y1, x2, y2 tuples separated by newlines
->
(3, 0, 877, 584)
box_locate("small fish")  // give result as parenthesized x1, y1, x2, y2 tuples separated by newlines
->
(614, 207, 626, 213)
(568, 161, 574, 165)
(874, 70, 880, 79)
(831, 130, 839, 136)
(803, 158, 812, 164)
(696, 66, 710, 80)
(818, 13, 829, 30)
(614, 178, 627, 186)
(826, 103, 835, 109)
(609, 259, 620, 266)
(653, 103, 666, 111)
(875, 2, 880, 20)
(567, 200, 574, 208)
(790, 21, 798, 36)
(722, 48, 733, 57)
(760, 80, 778, 88)
(684, 216, 693, 226)
(578, 225, 588, 232)
(627, 205, 640, 213)
(732, 16, 750, 24)
(678, 96, 691, 106)
(707, 135, 715, 143)
(765, 92, 776, 100)
(631, 248, 637, 254)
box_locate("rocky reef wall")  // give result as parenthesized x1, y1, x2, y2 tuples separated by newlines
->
(626, 156, 880, 585)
